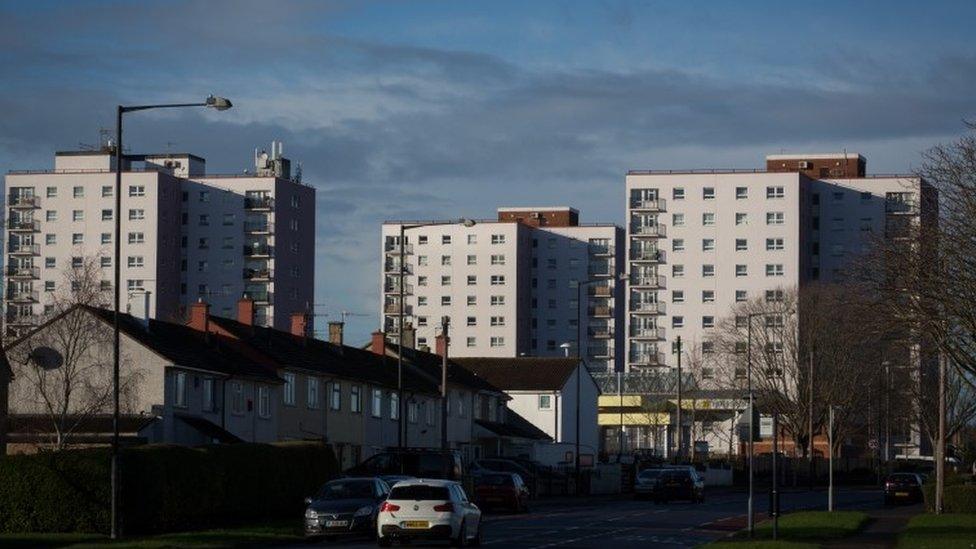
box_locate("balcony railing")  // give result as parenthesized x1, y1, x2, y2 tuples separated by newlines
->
(629, 248, 664, 262)
(384, 262, 412, 274)
(7, 219, 40, 232)
(384, 303, 412, 315)
(243, 221, 274, 233)
(243, 244, 274, 257)
(588, 306, 613, 317)
(631, 224, 666, 237)
(588, 347, 613, 358)
(588, 245, 615, 256)
(8, 244, 40, 256)
(6, 266, 40, 278)
(384, 242, 414, 255)
(630, 274, 666, 288)
(588, 285, 613, 296)
(630, 301, 666, 314)
(8, 195, 40, 208)
(243, 268, 273, 280)
(588, 265, 613, 276)
(6, 290, 39, 303)
(384, 282, 414, 295)
(628, 352, 666, 366)
(244, 196, 274, 209)
(245, 291, 273, 303)
(588, 326, 614, 338)
(630, 326, 665, 340)
(885, 200, 918, 214)
(629, 198, 666, 211)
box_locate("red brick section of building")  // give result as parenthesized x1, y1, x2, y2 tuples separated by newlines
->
(496, 207, 579, 227)
(766, 154, 866, 179)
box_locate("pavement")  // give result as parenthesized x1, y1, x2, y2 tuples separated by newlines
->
(303, 486, 896, 548)
(824, 502, 921, 549)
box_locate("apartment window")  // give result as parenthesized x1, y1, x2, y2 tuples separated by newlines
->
(490, 295, 505, 306)
(350, 385, 362, 413)
(128, 185, 145, 197)
(101, 209, 113, 221)
(702, 213, 715, 226)
(258, 386, 271, 418)
(46, 186, 57, 198)
(702, 264, 715, 277)
(702, 316, 715, 328)
(73, 186, 84, 198)
(330, 382, 341, 410)
(441, 275, 451, 286)
(490, 275, 506, 285)
(860, 191, 872, 200)
(223, 213, 234, 226)
(198, 237, 209, 249)
(672, 290, 684, 303)
(735, 290, 747, 302)
(673, 188, 685, 200)
(417, 255, 428, 266)
(491, 234, 506, 244)
(672, 316, 684, 328)
(417, 276, 427, 287)
(199, 191, 210, 202)
(766, 264, 785, 277)
(467, 255, 477, 265)
(765, 289, 784, 303)
(766, 186, 785, 199)
(766, 238, 785, 251)
(702, 187, 715, 200)
(98, 185, 111, 198)
(490, 316, 505, 327)
(467, 337, 476, 348)
(860, 217, 873, 232)
(72, 233, 83, 245)
(672, 213, 685, 226)
(441, 296, 451, 306)
(127, 256, 144, 268)
(735, 315, 748, 328)
(735, 264, 748, 277)
(417, 296, 428, 307)
(174, 372, 187, 408)
(372, 389, 382, 417)
(467, 295, 476, 306)
(101, 256, 111, 267)
(467, 275, 477, 286)
(202, 379, 215, 412)
(44, 281, 55, 292)
(735, 239, 748, 251)
(539, 395, 553, 410)
(766, 212, 784, 225)
(702, 238, 715, 251)
(441, 255, 451, 266)
(467, 316, 477, 327)
(72, 210, 84, 221)
(491, 254, 505, 265)
(71, 257, 83, 268)
(128, 232, 144, 244)
(441, 235, 451, 244)
(222, 236, 234, 250)
(45, 257, 55, 269)
(282, 373, 296, 406)
(417, 316, 428, 327)
(128, 209, 144, 220)
(547, 258, 557, 269)
(702, 290, 715, 303)
(490, 336, 505, 347)
(199, 214, 210, 226)
(307, 377, 320, 409)
(547, 278, 557, 289)
(672, 239, 685, 252)
(467, 234, 477, 244)
(46, 234, 56, 245)
(735, 213, 748, 225)
(672, 264, 684, 278)
(46, 210, 57, 222)
(101, 233, 111, 244)
(735, 187, 748, 199)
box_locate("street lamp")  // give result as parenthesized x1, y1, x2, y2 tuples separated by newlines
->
(395, 219, 475, 449)
(112, 95, 232, 539)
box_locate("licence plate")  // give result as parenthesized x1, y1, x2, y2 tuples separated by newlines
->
(404, 520, 429, 529)
(896, 492, 909, 497)
(325, 520, 348, 528)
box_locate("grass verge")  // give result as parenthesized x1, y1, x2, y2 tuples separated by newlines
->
(0, 521, 306, 548)
(897, 513, 976, 549)
(705, 510, 869, 548)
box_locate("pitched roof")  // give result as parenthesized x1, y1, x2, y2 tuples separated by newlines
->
(475, 409, 552, 441)
(454, 357, 580, 391)
(384, 343, 504, 395)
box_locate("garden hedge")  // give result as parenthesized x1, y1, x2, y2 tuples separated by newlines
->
(0, 442, 338, 535)
(922, 473, 974, 512)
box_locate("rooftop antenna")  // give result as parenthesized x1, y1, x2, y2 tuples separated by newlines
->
(165, 141, 178, 152)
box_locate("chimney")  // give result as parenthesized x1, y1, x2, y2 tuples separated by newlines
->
(401, 322, 416, 350)
(290, 311, 311, 338)
(237, 295, 255, 326)
(370, 331, 386, 355)
(435, 333, 448, 357)
(189, 298, 210, 331)
(127, 290, 152, 329)
(328, 321, 345, 346)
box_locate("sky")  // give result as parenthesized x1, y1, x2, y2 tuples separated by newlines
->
(2, 0, 974, 344)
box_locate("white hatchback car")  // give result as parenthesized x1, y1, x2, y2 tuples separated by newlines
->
(376, 478, 482, 547)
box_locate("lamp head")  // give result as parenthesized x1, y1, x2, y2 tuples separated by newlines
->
(206, 95, 233, 111)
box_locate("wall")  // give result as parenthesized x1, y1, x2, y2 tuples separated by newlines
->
(557, 365, 600, 462)
(506, 391, 558, 441)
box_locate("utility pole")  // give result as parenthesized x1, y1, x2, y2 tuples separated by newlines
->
(772, 412, 779, 539)
(808, 349, 814, 489)
(884, 361, 891, 463)
(828, 406, 834, 512)
(675, 335, 682, 463)
(440, 316, 450, 451)
(618, 370, 624, 461)
(936, 352, 946, 515)
(747, 315, 755, 537)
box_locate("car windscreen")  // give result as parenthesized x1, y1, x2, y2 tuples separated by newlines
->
(479, 474, 514, 486)
(662, 470, 690, 480)
(389, 485, 451, 501)
(316, 480, 375, 500)
(638, 469, 663, 479)
(888, 474, 919, 484)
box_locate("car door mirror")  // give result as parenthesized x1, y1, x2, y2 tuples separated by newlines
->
(304, 497, 313, 506)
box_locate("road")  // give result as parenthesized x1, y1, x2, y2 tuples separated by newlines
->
(306, 487, 887, 548)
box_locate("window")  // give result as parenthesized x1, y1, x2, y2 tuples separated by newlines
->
(223, 213, 234, 226)
(372, 389, 382, 417)
(199, 191, 210, 202)
(442, 235, 452, 244)
(490, 336, 505, 348)
(735, 213, 748, 225)
(491, 234, 506, 244)
(491, 295, 505, 306)
(45, 257, 55, 269)
(128, 232, 144, 244)
(672, 290, 684, 303)
(467, 275, 477, 286)
(766, 264, 784, 277)
(202, 379, 215, 412)
(330, 382, 341, 410)
(46, 210, 57, 222)
(833, 191, 844, 201)
(231, 383, 244, 414)
(417, 235, 428, 245)
(467, 337, 476, 348)
(672, 239, 685, 252)
(702, 187, 715, 200)
(860, 191, 872, 200)
(128, 279, 145, 290)
(735, 264, 748, 277)
(441, 275, 451, 286)
(702, 238, 715, 251)
(673, 188, 685, 200)
(283, 373, 296, 406)
(128, 209, 144, 220)
(72, 233, 83, 245)
(417, 316, 428, 327)
(467, 295, 476, 306)
(766, 238, 784, 251)
(197, 260, 208, 272)
(702, 290, 715, 303)
(672, 316, 684, 328)
(766, 186, 785, 199)
(101, 233, 111, 244)
(417, 296, 428, 307)
(102, 209, 113, 221)
(350, 385, 362, 413)
(199, 214, 210, 226)
(547, 258, 557, 269)
(491, 254, 505, 265)
(735, 290, 747, 302)
(766, 212, 784, 225)
(46, 234, 56, 245)
(174, 372, 187, 408)
(735, 187, 748, 199)
(765, 289, 784, 303)
(490, 316, 505, 326)
(71, 257, 83, 268)
(735, 315, 748, 328)
(467, 255, 477, 265)
(408, 402, 418, 423)
(417, 276, 428, 287)
(490, 275, 506, 285)
(417, 255, 428, 266)
(72, 210, 84, 221)
(539, 395, 553, 410)
(73, 186, 84, 198)
(672, 213, 685, 226)
(128, 185, 145, 197)
(735, 238, 748, 251)
(441, 296, 451, 306)
(46, 186, 57, 198)
(127, 256, 144, 268)
(672, 264, 684, 277)
(45, 280, 55, 292)
(467, 316, 477, 327)
(441, 255, 451, 266)
(467, 234, 477, 244)
(390, 392, 399, 420)
(426, 402, 435, 425)
(702, 264, 715, 277)
(258, 386, 271, 418)
(702, 316, 715, 328)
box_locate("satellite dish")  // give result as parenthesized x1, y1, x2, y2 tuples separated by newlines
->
(30, 346, 64, 370)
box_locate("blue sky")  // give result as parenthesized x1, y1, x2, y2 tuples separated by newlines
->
(2, 0, 974, 343)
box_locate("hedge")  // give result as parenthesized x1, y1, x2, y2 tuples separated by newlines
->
(0, 442, 339, 535)
(922, 473, 974, 512)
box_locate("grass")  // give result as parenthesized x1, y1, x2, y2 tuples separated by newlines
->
(897, 513, 976, 549)
(0, 521, 306, 548)
(705, 542, 819, 549)
(704, 511, 869, 547)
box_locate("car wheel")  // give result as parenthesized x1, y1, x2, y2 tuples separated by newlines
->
(377, 536, 392, 547)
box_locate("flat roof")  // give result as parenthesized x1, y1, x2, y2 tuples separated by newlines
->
(497, 206, 578, 214)
(143, 152, 207, 162)
(766, 153, 865, 161)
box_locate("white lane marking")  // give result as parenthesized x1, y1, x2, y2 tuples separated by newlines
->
(530, 526, 638, 548)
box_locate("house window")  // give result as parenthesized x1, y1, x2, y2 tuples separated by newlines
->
(491, 234, 506, 244)
(467, 316, 477, 327)
(441, 275, 451, 286)
(72, 233, 84, 245)
(408, 402, 419, 423)
(127, 256, 144, 268)
(199, 191, 210, 202)
(202, 379, 215, 412)
(467, 296, 476, 306)
(231, 382, 244, 414)
(174, 371, 187, 408)
(46, 186, 57, 198)
(426, 402, 435, 425)
(102, 233, 111, 244)
(372, 389, 383, 418)
(351, 385, 362, 413)
(702, 213, 715, 226)
(330, 382, 342, 410)
(46, 211, 57, 222)
(128, 185, 145, 197)
(258, 386, 271, 418)
(765, 289, 785, 303)
(417, 296, 428, 307)
(72, 210, 84, 221)
(199, 214, 210, 226)
(417, 255, 428, 266)
(539, 395, 553, 410)
(307, 377, 320, 409)
(766, 212, 785, 225)
(766, 238, 784, 251)
(735, 239, 748, 251)
(128, 232, 145, 244)
(46, 234, 56, 245)
(390, 392, 399, 420)
(672, 290, 684, 303)
(766, 186, 785, 199)
(702, 187, 715, 200)
(735, 187, 748, 199)
(441, 296, 451, 306)
(283, 373, 296, 406)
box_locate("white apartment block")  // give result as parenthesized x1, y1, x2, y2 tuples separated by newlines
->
(381, 207, 625, 372)
(4, 142, 315, 336)
(625, 153, 935, 377)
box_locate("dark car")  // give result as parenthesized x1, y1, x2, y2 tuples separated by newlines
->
(304, 477, 389, 539)
(345, 448, 464, 481)
(469, 459, 537, 496)
(634, 468, 665, 499)
(653, 468, 705, 504)
(884, 473, 923, 505)
(379, 474, 415, 488)
(474, 472, 530, 513)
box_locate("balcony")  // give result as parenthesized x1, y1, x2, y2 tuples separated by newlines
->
(384, 282, 414, 295)
(7, 219, 40, 232)
(384, 262, 412, 274)
(631, 224, 666, 238)
(588, 326, 614, 338)
(630, 274, 666, 289)
(588, 285, 613, 297)
(588, 244, 615, 256)
(8, 244, 40, 256)
(244, 196, 274, 210)
(246, 291, 273, 303)
(588, 305, 613, 318)
(243, 244, 274, 257)
(885, 200, 918, 215)
(628, 352, 666, 366)
(630, 326, 665, 340)
(384, 242, 414, 255)
(630, 301, 666, 314)
(243, 267, 273, 281)
(629, 198, 666, 211)
(8, 195, 40, 208)
(6, 289, 39, 303)
(6, 266, 39, 279)
(588, 264, 614, 277)
(384, 303, 412, 315)
(243, 221, 274, 233)
(588, 346, 613, 359)
(629, 248, 665, 262)
(4, 311, 35, 326)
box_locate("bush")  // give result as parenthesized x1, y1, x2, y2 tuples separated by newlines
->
(922, 474, 976, 512)
(0, 442, 338, 535)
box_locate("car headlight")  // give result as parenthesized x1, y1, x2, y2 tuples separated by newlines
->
(354, 506, 373, 517)
(305, 508, 318, 519)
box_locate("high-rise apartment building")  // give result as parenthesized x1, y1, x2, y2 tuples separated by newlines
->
(381, 207, 624, 371)
(624, 153, 936, 374)
(4, 142, 315, 336)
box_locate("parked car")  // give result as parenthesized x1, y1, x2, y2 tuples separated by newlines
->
(304, 477, 390, 540)
(633, 468, 665, 499)
(474, 472, 530, 513)
(346, 448, 464, 481)
(376, 478, 482, 547)
(469, 458, 537, 496)
(653, 468, 705, 504)
(884, 473, 924, 505)
(380, 474, 415, 487)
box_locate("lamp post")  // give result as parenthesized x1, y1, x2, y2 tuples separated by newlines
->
(111, 95, 231, 539)
(883, 360, 891, 464)
(440, 316, 450, 451)
(745, 311, 760, 537)
(675, 335, 683, 462)
(395, 219, 475, 449)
